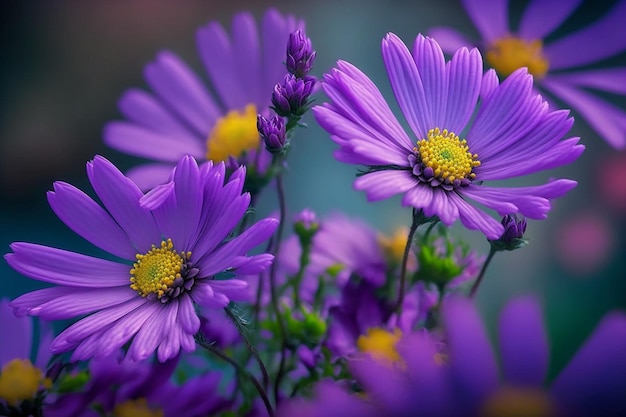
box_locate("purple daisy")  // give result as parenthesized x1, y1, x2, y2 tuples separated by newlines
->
(313, 33, 584, 239)
(429, 0, 626, 149)
(0, 298, 52, 413)
(279, 296, 626, 417)
(104, 9, 303, 190)
(5, 155, 278, 363)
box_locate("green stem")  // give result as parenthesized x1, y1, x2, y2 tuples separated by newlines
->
(394, 208, 422, 316)
(195, 334, 274, 417)
(225, 306, 269, 390)
(469, 244, 498, 298)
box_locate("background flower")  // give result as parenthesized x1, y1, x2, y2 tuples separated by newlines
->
(428, 0, 626, 149)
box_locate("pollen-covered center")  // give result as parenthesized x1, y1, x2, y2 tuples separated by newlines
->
(112, 398, 164, 417)
(486, 36, 549, 78)
(356, 328, 403, 364)
(130, 239, 196, 302)
(481, 386, 554, 417)
(410, 128, 480, 190)
(206, 103, 260, 162)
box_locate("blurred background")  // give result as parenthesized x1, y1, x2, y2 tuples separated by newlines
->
(1, 0, 624, 378)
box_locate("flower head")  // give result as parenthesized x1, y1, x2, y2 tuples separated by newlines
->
(286, 29, 316, 78)
(104, 9, 303, 190)
(6, 155, 277, 362)
(491, 214, 528, 251)
(428, 0, 626, 149)
(314, 33, 583, 239)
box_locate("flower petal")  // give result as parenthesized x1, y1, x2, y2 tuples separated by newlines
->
(413, 34, 447, 129)
(498, 297, 549, 386)
(125, 163, 176, 192)
(6, 243, 131, 288)
(426, 27, 475, 54)
(519, 0, 583, 40)
(460, 0, 509, 43)
(444, 46, 483, 134)
(47, 182, 136, 260)
(354, 170, 417, 201)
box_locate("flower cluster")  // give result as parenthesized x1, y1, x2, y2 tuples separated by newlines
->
(2, 5, 624, 417)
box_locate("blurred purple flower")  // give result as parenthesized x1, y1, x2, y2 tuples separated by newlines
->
(314, 33, 583, 239)
(429, 0, 626, 149)
(279, 296, 626, 416)
(104, 9, 303, 190)
(6, 155, 277, 362)
(0, 299, 52, 412)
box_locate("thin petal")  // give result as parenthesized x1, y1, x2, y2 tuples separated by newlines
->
(413, 34, 447, 128)
(382, 33, 431, 138)
(548, 68, 626, 95)
(444, 47, 483, 134)
(125, 163, 176, 192)
(448, 193, 504, 239)
(206, 279, 249, 302)
(551, 312, 626, 415)
(354, 170, 417, 201)
(540, 78, 626, 149)
(519, 0, 583, 40)
(0, 299, 31, 363)
(442, 296, 499, 407)
(47, 182, 136, 260)
(427, 27, 475, 54)
(6, 243, 131, 288)
(144, 51, 221, 135)
(461, 0, 509, 43)
(545, 1, 626, 70)
(231, 12, 262, 107)
(104, 122, 204, 161)
(498, 297, 549, 386)
(86, 156, 161, 251)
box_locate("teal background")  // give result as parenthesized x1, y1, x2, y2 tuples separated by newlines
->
(1, 0, 625, 379)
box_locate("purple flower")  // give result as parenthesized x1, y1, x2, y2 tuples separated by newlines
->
(429, 0, 626, 149)
(286, 29, 316, 78)
(104, 9, 303, 190)
(271, 73, 316, 117)
(313, 33, 583, 239)
(280, 297, 626, 416)
(5, 155, 278, 362)
(0, 299, 52, 412)
(257, 114, 287, 153)
(46, 354, 233, 417)
(491, 214, 528, 251)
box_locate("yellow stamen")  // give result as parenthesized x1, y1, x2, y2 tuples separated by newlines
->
(415, 128, 480, 182)
(356, 328, 403, 364)
(112, 398, 164, 417)
(481, 386, 554, 417)
(486, 36, 549, 78)
(0, 359, 51, 406)
(378, 228, 409, 263)
(206, 104, 260, 162)
(130, 239, 190, 299)
(433, 352, 449, 366)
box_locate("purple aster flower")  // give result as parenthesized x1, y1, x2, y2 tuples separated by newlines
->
(286, 29, 316, 78)
(313, 33, 584, 239)
(0, 299, 53, 414)
(281, 296, 626, 417)
(429, 0, 626, 149)
(257, 114, 287, 153)
(104, 9, 303, 190)
(5, 155, 278, 363)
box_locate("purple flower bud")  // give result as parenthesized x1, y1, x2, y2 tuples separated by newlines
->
(271, 74, 315, 117)
(286, 29, 316, 78)
(492, 214, 528, 251)
(257, 114, 287, 153)
(294, 208, 317, 229)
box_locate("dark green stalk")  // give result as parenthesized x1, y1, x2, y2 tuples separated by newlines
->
(469, 244, 498, 298)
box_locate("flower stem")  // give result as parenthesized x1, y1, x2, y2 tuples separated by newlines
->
(225, 306, 269, 390)
(469, 245, 497, 298)
(268, 168, 288, 405)
(394, 208, 422, 316)
(195, 334, 274, 417)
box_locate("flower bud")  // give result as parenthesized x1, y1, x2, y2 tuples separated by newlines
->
(257, 114, 287, 153)
(286, 29, 316, 78)
(271, 74, 315, 117)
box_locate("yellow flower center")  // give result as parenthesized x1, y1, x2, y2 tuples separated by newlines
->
(356, 328, 402, 364)
(486, 36, 549, 78)
(130, 239, 190, 299)
(415, 128, 480, 183)
(0, 359, 51, 406)
(378, 228, 408, 263)
(206, 104, 260, 162)
(433, 352, 449, 366)
(112, 398, 164, 417)
(481, 386, 555, 417)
